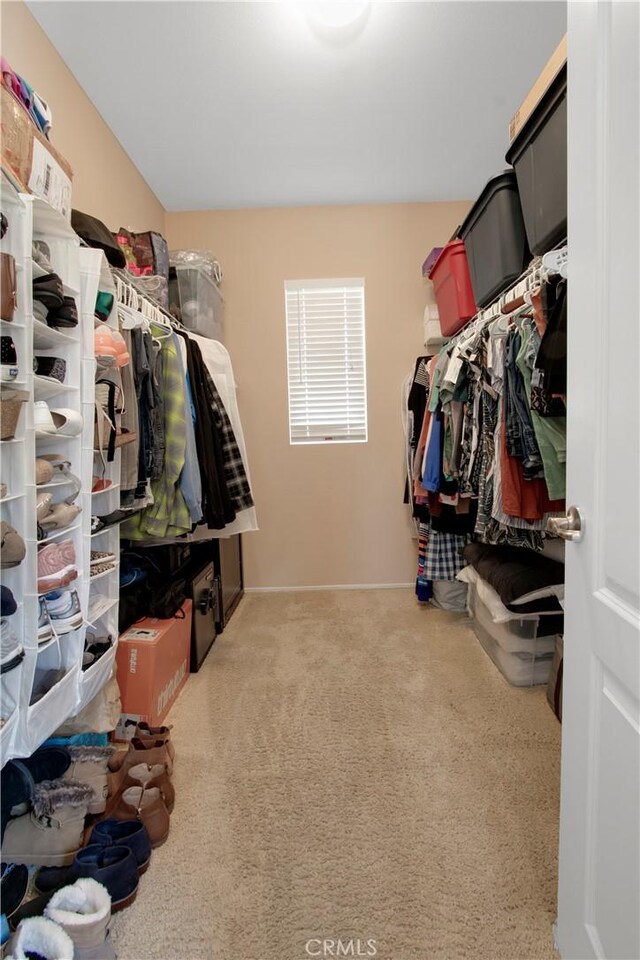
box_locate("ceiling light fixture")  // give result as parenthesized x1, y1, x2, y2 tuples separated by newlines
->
(301, 2, 371, 43)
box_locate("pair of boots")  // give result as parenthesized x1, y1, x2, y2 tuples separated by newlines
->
(103, 725, 175, 848)
(6, 877, 114, 960)
(2, 746, 115, 867)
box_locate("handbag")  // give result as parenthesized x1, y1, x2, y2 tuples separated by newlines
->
(119, 552, 187, 633)
(1, 253, 17, 320)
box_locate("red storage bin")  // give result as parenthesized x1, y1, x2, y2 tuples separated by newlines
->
(428, 240, 477, 336)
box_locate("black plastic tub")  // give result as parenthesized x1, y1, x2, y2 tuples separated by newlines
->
(506, 64, 567, 255)
(460, 171, 531, 308)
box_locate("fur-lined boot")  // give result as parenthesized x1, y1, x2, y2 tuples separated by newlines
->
(1, 779, 95, 866)
(45, 877, 115, 960)
(5, 916, 75, 959)
(63, 747, 115, 814)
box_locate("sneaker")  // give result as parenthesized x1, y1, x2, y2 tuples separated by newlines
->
(0, 336, 18, 381)
(37, 540, 78, 593)
(91, 550, 116, 567)
(1, 619, 24, 673)
(45, 590, 83, 634)
(38, 597, 53, 644)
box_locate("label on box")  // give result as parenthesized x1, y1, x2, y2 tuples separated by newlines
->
(124, 628, 160, 641)
(115, 713, 141, 741)
(157, 658, 188, 716)
(29, 138, 72, 219)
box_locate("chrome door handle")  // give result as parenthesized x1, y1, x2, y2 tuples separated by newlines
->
(547, 505, 584, 542)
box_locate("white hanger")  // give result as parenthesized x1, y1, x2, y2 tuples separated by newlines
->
(542, 244, 568, 279)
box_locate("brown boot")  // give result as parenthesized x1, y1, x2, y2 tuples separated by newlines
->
(121, 762, 174, 814)
(108, 738, 173, 784)
(134, 723, 176, 764)
(111, 786, 169, 848)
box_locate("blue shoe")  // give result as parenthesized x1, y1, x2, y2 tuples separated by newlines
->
(89, 819, 152, 874)
(73, 844, 138, 913)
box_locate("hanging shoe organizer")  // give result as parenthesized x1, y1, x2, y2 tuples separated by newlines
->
(0, 188, 118, 764)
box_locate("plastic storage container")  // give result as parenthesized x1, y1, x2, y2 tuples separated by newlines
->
(505, 64, 567, 255)
(174, 265, 224, 340)
(422, 247, 443, 278)
(468, 580, 555, 686)
(459, 171, 531, 307)
(427, 240, 477, 337)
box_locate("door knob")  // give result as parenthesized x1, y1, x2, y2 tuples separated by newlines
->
(547, 505, 584, 542)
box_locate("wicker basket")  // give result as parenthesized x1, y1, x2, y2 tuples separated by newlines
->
(0, 388, 28, 440)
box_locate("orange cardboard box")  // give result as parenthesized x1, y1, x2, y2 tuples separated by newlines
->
(114, 601, 192, 741)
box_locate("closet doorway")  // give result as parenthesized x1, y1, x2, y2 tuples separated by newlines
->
(557, 3, 639, 957)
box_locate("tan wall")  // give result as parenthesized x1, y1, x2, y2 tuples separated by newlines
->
(166, 202, 470, 589)
(0, 1, 165, 233)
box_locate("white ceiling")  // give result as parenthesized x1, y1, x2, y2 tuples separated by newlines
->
(28, 1, 566, 211)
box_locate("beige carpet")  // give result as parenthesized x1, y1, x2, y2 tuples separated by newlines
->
(111, 589, 561, 960)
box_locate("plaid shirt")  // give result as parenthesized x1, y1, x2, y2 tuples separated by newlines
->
(423, 529, 470, 582)
(206, 373, 254, 513)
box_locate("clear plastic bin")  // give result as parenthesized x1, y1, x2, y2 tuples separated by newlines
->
(175, 265, 224, 340)
(473, 615, 553, 687)
(467, 579, 558, 654)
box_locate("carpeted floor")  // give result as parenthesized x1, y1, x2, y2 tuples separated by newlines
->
(111, 589, 561, 960)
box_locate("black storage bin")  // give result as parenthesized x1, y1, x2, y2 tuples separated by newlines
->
(459, 171, 531, 308)
(506, 64, 567, 255)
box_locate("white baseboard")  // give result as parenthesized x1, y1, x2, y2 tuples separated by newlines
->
(244, 583, 414, 594)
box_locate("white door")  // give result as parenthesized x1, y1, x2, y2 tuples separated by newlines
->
(557, 3, 640, 958)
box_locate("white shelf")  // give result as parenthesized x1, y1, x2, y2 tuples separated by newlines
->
(32, 318, 77, 350)
(0, 493, 24, 504)
(34, 377, 79, 401)
(39, 521, 82, 543)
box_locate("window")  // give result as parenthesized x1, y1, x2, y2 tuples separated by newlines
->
(285, 278, 368, 445)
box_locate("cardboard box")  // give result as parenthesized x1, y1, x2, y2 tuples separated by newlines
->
(114, 601, 192, 741)
(509, 35, 567, 143)
(1, 84, 73, 217)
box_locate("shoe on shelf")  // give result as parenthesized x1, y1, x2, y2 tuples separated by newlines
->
(94, 291, 114, 322)
(91, 477, 113, 493)
(37, 540, 78, 593)
(0, 482, 7, 499)
(90, 563, 116, 578)
(32, 273, 64, 311)
(0, 619, 24, 674)
(1, 778, 95, 867)
(44, 877, 116, 960)
(34, 356, 66, 385)
(0, 522, 26, 569)
(32, 240, 53, 275)
(40, 502, 82, 534)
(29, 668, 66, 705)
(47, 296, 78, 330)
(1, 336, 19, 382)
(4, 916, 75, 960)
(1, 585, 18, 616)
(38, 597, 53, 644)
(36, 458, 55, 485)
(90, 550, 116, 567)
(38, 455, 82, 504)
(34, 403, 83, 439)
(44, 590, 83, 635)
(37, 491, 54, 522)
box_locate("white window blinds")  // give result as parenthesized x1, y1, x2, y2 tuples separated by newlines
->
(285, 278, 368, 445)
